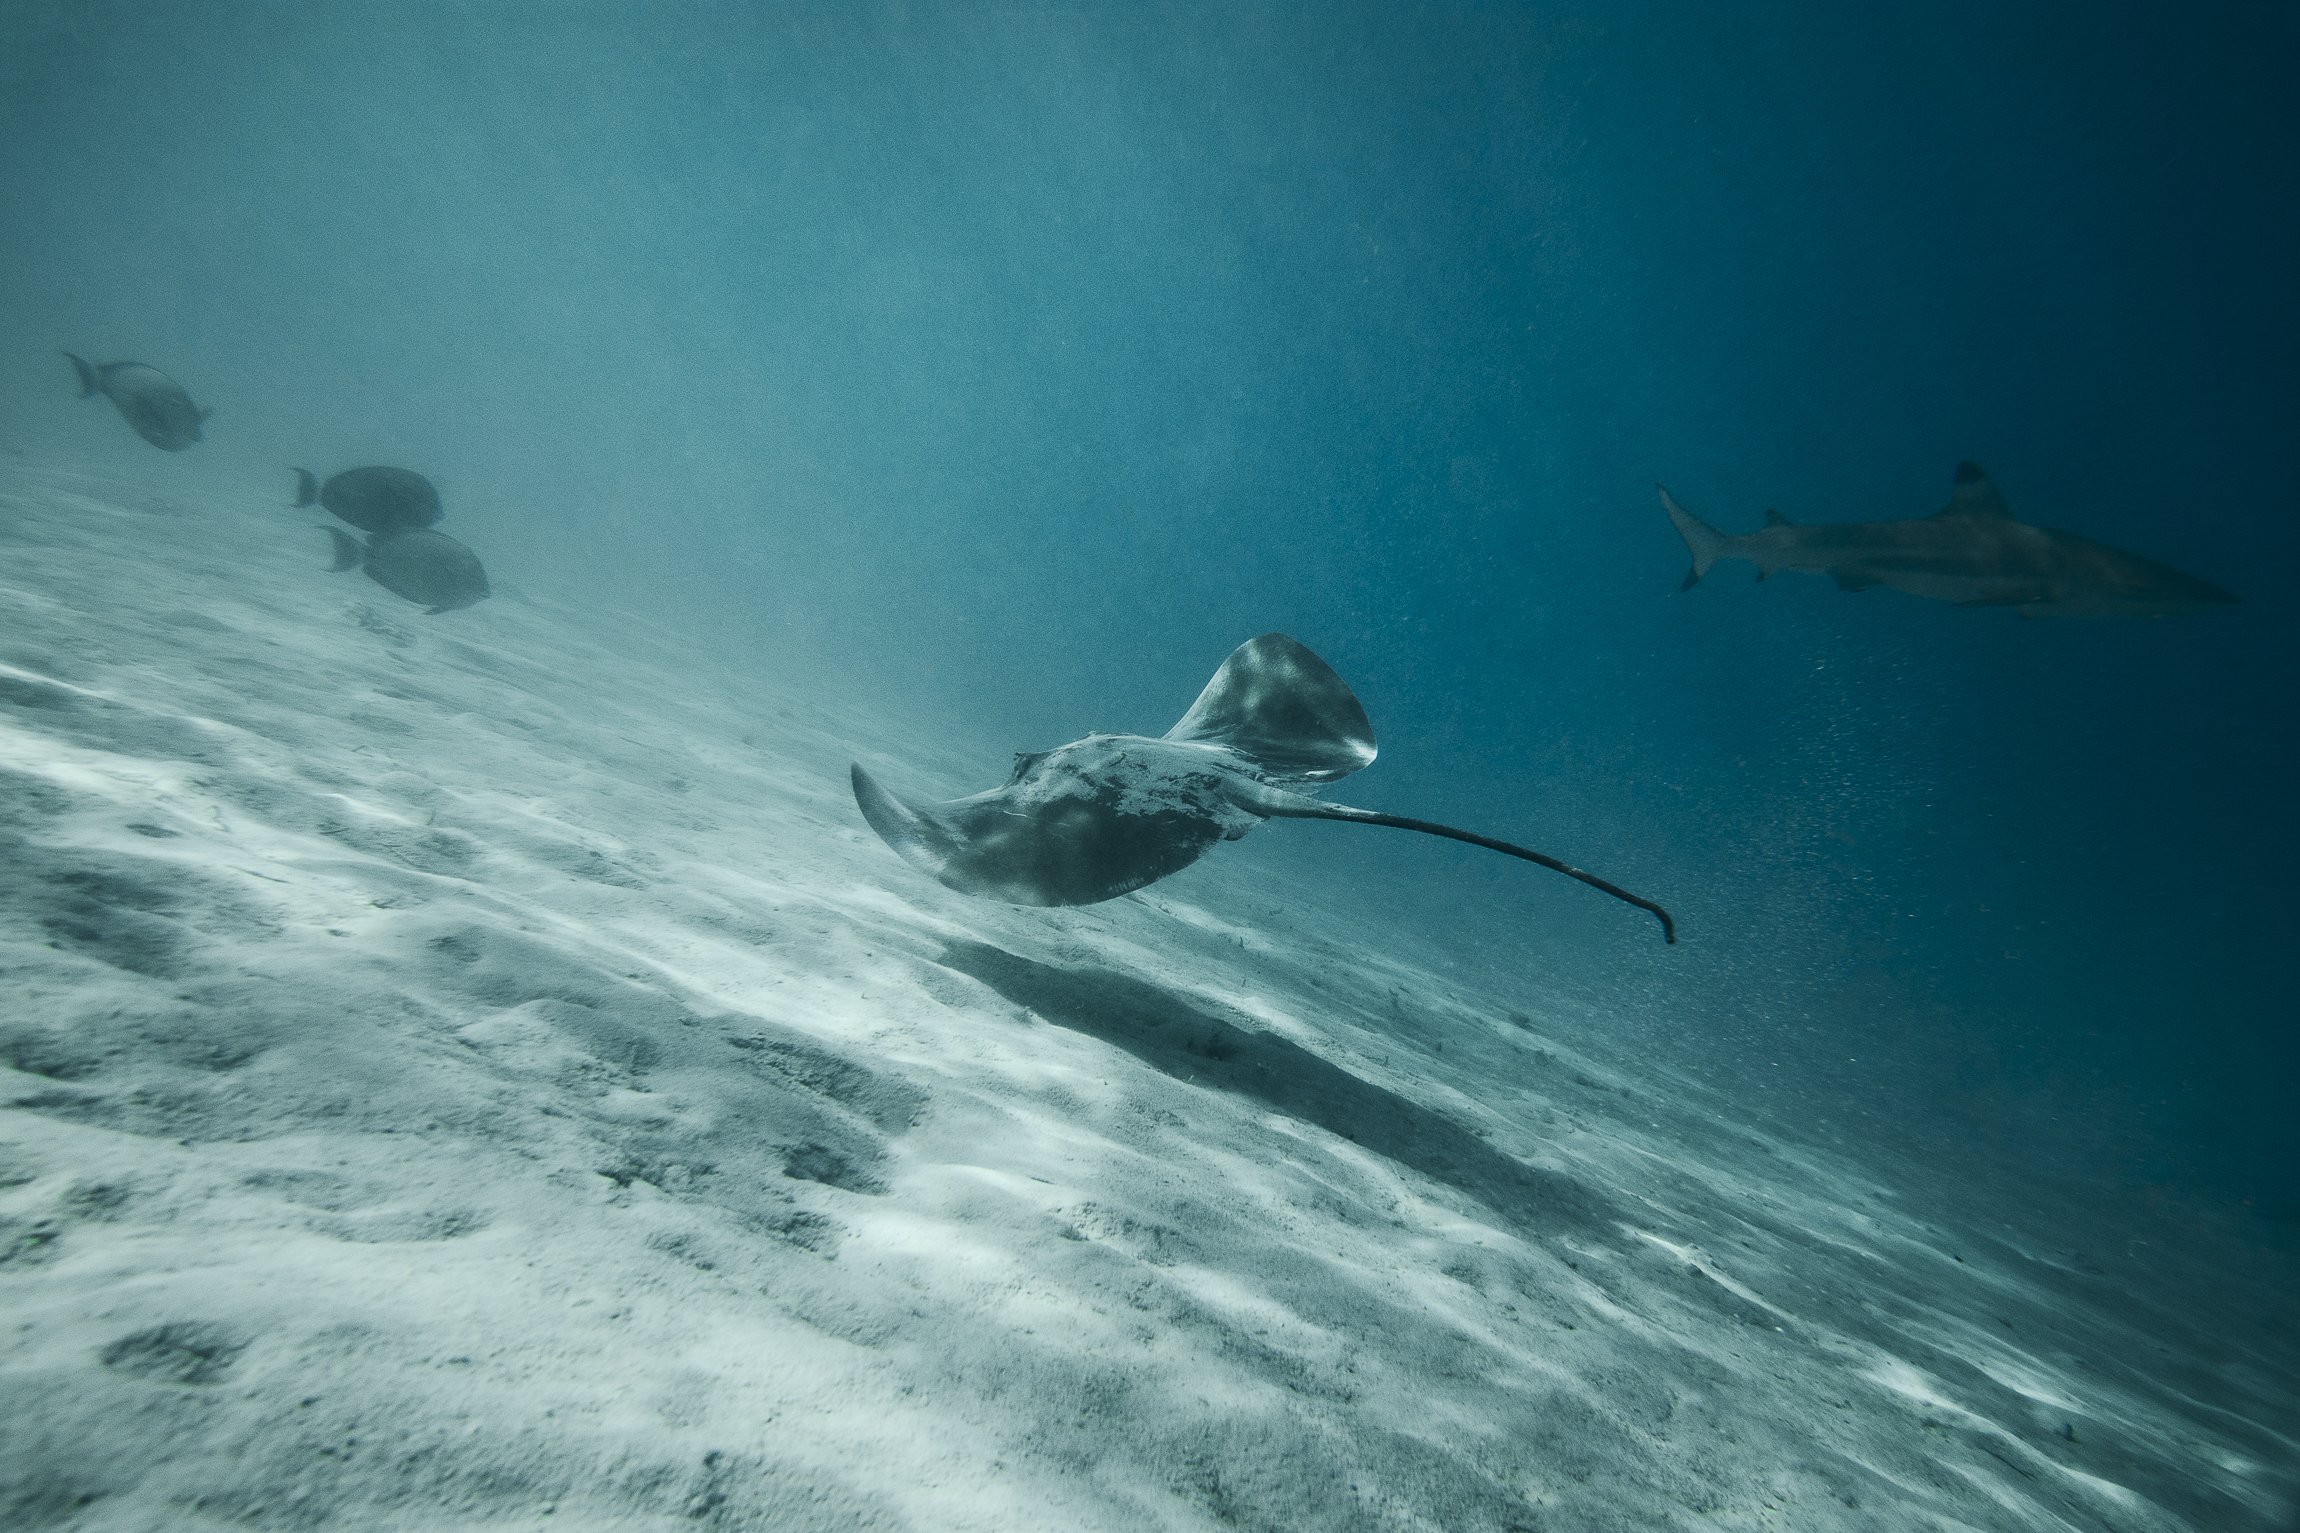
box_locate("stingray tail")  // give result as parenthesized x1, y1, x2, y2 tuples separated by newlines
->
(1658, 485, 1730, 591)
(323, 527, 363, 572)
(293, 468, 319, 507)
(62, 352, 99, 398)
(1262, 799, 1677, 944)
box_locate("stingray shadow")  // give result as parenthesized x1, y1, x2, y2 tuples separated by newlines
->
(937, 940, 1622, 1245)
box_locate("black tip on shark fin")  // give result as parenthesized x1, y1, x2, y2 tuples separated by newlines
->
(62, 352, 98, 397)
(1163, 633, 1376, 782)
(293, 468, 319, 507)
(1764, 508, 1793, 527)
(1943, 463, 2013, 519)
(1678, 566, 1702, 592)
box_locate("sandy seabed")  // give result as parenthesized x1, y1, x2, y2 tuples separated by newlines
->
(1, 456, 2292, 1532)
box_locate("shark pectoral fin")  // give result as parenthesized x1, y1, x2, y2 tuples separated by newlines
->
(323, 527, 364, 572)
(1832, 571, 1881, 592)
(1764, 508, 1795, 527)
(1753, 569, 1768, 582)
(1163, 633, 1377, 783)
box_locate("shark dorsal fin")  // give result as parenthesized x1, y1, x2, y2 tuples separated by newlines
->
(1764, 508, 1794, 527)
(1164, 633, 1377, 783)
(1939, 461, 2013, 519)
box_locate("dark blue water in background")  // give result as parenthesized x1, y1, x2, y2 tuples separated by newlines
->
(2, 2, 2293, 1217)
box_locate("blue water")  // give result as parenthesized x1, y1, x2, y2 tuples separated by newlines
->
(2, 0, 2291, 1226)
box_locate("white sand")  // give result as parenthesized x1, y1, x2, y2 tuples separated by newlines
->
(2, 456, 2292, 1531)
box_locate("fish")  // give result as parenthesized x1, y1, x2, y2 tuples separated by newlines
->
(850, 633, 1675, 941)
(1660, 462, 2237, 618)
(324, 526, 490, 614)
(294, 467, 444, 533)
(63, 353, 209, 451)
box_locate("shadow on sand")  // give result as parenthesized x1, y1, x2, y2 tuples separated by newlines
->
(937, 940, 1621, 1245)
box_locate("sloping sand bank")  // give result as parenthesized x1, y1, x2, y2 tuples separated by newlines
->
(2, 459, 2291, 1531)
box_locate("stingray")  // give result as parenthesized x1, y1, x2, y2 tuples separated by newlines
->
(294, 466, 444, 533)
(851, 634, 1675, 942)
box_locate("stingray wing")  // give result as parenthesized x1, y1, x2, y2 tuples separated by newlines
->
(852, 763, 1225, 906)
(1162, 633, 1376, 783)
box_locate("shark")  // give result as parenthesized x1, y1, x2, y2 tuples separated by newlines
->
(851, 633, 1676, 943)
(1660, 462, 2237, 618)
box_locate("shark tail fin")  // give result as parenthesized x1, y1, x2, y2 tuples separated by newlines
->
(1658, 485, 1730, 591)
(293, 468, 319, 507)
(62, 352, 99, 398)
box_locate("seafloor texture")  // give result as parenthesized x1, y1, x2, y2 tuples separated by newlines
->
(0, 458, 2292, 1532)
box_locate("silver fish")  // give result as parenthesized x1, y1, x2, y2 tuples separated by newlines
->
(325, 527, 490, 615)
(294, 467, 443, 534)
(64, 353, 209, 451)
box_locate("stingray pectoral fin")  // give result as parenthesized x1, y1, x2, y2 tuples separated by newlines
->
(851, 764, 967, 885)
(850, 766, 1087, 904)
(1262, 800, 1677, 944)
(1163, 633, 1377, 783)
(855, 761, 1229, 906)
